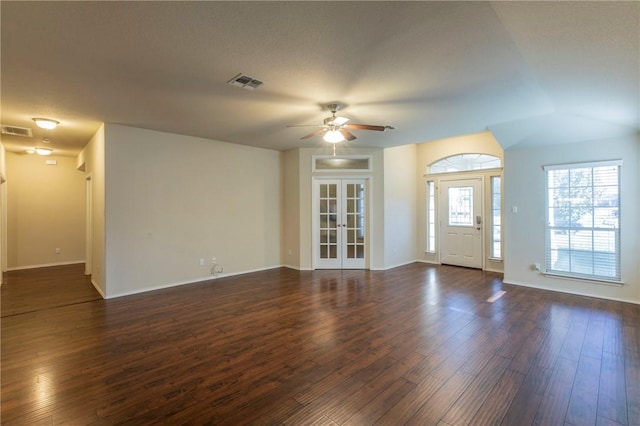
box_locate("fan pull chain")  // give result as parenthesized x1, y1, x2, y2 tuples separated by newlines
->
(333, 144, 336, 157)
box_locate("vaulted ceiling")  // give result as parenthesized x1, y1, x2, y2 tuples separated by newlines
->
(1, 1, 638, 156)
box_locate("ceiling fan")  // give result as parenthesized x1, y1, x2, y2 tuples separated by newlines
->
(287, 103, 395, 144)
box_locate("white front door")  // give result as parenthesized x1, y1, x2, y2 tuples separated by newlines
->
(440, 178, 483, 269)
(314, 179, 367, 269)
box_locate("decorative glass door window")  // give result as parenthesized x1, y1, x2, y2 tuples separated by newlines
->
(448, 186, 473, 226)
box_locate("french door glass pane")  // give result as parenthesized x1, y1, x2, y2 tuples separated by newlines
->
(319, 183, 338, 260)
(345, 183, 365, 259)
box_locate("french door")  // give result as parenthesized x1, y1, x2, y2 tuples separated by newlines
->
(314, 179, 367, 269)
(440, 178, 483, 269)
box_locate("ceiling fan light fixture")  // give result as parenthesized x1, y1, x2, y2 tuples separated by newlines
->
(332, 116, 350, 126)
(323, 130, 345, 143)
(35, 148, 53, 156)
(33, 118, 59, 130)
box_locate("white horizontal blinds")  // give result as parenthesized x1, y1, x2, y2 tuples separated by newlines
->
(544, 161, 621, 281)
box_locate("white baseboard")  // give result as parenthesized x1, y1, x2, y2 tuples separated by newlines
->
(106, 265, 287, 299)
(503, 279, 640, 305)
(91, 278, 106, 299)
(7, 260, 85, 271)
(278, 264, 313, 271)
(385, 260, 421, 270)
(415, 259, 440, 265)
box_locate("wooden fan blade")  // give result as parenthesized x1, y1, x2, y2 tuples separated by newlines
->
(301, 129, 326, 140)
(345, 124, 386, 131)
(286, 124, 325, 128)
(340, 129, 357, 141)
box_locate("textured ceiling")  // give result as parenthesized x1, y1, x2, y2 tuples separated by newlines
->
(1, 1, 638, 156)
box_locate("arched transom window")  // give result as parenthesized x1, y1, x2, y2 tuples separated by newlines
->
(428, 154, 501, 174)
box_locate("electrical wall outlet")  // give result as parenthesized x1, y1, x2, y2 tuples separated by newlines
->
(211, 257, 217, 264)
(199, 258, 205, 266)
(55, 248, 61, 254)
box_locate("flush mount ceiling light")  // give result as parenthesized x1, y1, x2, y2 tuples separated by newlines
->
(35, 148, 53, 156)
(32, 118, 59, 130)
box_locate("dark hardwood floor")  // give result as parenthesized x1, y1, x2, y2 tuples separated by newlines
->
(1, 264, 101, 317)
(1, 263, 638, 425)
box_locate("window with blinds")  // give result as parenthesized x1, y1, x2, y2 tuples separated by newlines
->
(543, 160, 621, 282)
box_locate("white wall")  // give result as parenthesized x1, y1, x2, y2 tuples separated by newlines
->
(282, 149, 301, 269)
(0, 144, 5, 179)
(103, 124, 282, 298)
(504, 134, 639, 303)
(6, 152, 85, 269)
(0, 142, 6, 280)
(78, 125, 106, 296)
(383, 144, 417, 268)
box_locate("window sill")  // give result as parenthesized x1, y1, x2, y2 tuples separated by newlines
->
(543, 271, 624, 286)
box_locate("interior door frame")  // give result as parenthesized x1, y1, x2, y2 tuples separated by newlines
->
(85, 174, 93, 276)
(439, 176, 484, 269)
(0, 174, 6, 284)
(312, 177, 371, 270)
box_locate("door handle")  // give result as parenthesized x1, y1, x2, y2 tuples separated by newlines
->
(476, 215, 481, 230)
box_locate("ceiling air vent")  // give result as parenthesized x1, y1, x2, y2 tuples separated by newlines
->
(227, 73, 263, 90)
(1, 125, 33, 138)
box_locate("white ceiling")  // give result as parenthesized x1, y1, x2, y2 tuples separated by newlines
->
(1, 1, 638, 156)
